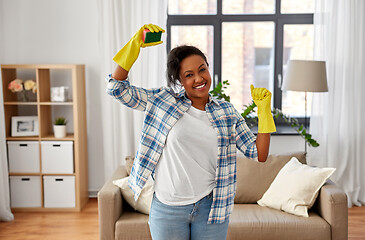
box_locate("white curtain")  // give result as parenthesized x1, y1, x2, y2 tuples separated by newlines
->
(309, 0, 365, 207)
(0, 84, 14, 221)
(97, 0, 168, 180)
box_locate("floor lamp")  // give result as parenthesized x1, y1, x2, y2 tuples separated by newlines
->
(281, 60, 328, 152)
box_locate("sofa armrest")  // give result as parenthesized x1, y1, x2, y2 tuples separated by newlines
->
(317, 180, 348, 240)
(98, 166, 128, 240)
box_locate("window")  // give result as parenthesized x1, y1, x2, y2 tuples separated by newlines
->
(167, 0, 314, 120)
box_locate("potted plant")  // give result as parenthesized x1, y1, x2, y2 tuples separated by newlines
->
(210, 80, 319, 147)
(54, 117, 67, 138)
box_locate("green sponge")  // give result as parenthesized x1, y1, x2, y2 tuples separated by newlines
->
(143, 29, 162, 43)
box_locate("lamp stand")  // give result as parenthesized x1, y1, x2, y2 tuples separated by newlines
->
(304, 91, 308, 153)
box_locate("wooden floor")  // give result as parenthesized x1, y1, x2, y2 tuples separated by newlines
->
(0, 198, 364, 239)
(348, 206, 365, 240)
(0, 198, 99, 240)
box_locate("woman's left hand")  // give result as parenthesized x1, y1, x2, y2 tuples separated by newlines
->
(250, 85, 276, 133)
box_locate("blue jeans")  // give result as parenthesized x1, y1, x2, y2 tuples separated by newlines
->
(148, 192, 229, 240)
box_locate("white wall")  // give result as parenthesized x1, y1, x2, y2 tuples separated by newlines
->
(270, 135, 305, 154)
(0, 0, 304, 196)
(0, 0, 104, 195)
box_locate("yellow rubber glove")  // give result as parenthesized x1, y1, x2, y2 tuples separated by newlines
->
(113, 24, 165, 71)
(251, 85, 276, 133)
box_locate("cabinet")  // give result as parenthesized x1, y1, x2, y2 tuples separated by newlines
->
(1, 64, 88, 212)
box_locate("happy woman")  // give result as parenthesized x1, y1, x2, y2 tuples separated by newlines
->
(106, 24, 276, 240)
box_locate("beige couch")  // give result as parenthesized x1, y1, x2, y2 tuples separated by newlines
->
(98, 152, 348, 240)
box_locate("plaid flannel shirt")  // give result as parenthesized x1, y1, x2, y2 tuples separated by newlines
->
(106, 74, 258, 224)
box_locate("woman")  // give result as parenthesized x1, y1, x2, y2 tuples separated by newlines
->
(106, 24, 276, 240)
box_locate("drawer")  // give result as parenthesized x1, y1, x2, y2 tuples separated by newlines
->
(9, 176, 42, 208)
(7, 141, 40, 173)
(43, 176, 75, 208)
(41, 141, 74, 173)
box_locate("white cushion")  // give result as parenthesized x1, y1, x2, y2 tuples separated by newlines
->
(113, 177, 154, 215)
(257, 157, 335, 217)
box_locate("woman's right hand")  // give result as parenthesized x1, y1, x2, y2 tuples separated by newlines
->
(113, 24, 165, 71)
(140, 24, 165, 48)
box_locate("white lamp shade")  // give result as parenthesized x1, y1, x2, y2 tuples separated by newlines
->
(282, 60, 328, 92)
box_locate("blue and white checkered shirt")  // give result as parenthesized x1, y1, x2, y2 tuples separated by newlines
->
(106, 75, 258, 224)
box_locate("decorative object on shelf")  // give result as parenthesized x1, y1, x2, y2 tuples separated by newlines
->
(53, 117, 67, 138)
(11, 116, 39, 137)
(51, 86, 69, 102)
(8, 79, 37, 102)
(210, 80, 320, 148)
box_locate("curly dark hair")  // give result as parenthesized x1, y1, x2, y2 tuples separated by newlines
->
(166, 45, 209, 87)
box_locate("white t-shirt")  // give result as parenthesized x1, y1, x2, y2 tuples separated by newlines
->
(154, 106, 218, 206)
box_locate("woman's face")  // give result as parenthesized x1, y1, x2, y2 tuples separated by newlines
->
(179, 54, 211, 105)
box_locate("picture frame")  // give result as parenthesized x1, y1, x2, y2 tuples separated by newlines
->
(11, 116, 39, 137)
(51, 86, 69, 102)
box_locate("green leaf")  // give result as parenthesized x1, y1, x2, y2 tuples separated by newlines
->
(54, 117, 67, 125)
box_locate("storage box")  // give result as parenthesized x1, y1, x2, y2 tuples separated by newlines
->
(10, 176, 42, 208)
(41, 141, 74, 173)
(43, 176, 75, 208)
(7, 141, 40, 173)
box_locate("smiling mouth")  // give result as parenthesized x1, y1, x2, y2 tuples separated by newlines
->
(193, 83, 207, 89)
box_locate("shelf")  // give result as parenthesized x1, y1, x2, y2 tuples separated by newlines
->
(9, 172, 75, 176)
(6, 135, 76, 142)
(40, 133, 74, 141)
(9, 173, 41, 176)
(6, 136, 39, 141)
(11, 207, 81, 213)
(42, 173, 75, 176)
(4, 102, 38, 105)
(39, 101, 73, 106)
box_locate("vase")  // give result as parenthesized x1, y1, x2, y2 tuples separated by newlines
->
(19, 91, 28, 102)
(53, 125, 66, 138)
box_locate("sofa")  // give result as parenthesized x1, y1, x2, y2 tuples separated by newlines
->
(98, 152, 348, 240)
